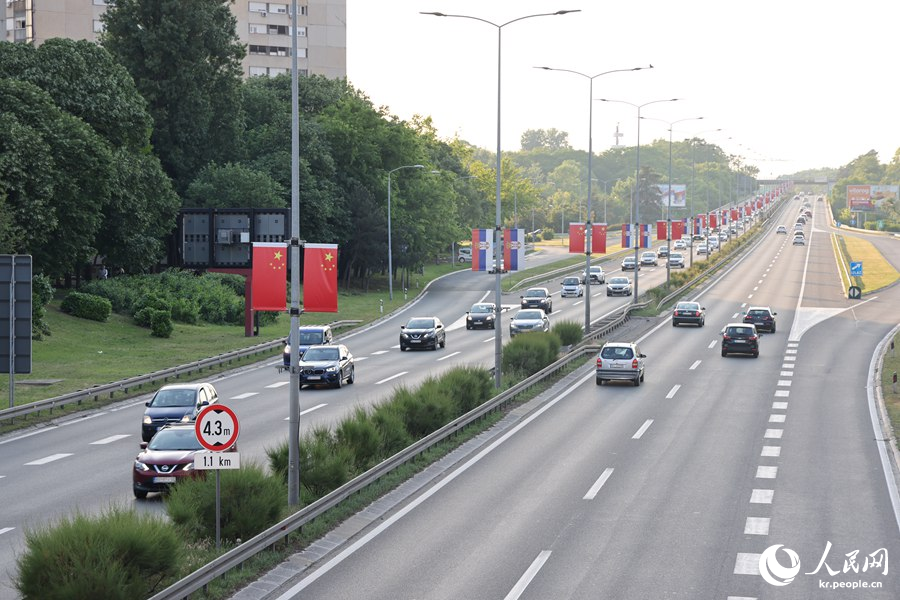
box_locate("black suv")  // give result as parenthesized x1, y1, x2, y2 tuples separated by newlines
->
(400, 317, 446, 351)
(520, 287, 553, 313)
(721, 323, 760, 357)
(743, 306, 777, 333)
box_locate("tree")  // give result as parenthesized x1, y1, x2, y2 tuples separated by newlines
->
(184, 163, 286, 209)
(521, 128, 571, 151)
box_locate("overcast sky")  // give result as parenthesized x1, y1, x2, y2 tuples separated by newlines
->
(345, 1, 899, 179)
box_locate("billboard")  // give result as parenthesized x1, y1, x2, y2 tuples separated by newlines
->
(847, 185, 899, 212)
(656, 184, 687, 208)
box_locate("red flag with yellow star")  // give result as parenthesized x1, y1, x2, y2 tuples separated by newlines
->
(251, 242, 287, 311)
(303, 243, 338, 312)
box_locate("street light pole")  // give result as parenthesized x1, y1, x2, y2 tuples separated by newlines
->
(537, 65, 651, 333)
(387, 164, 424, 301)
(423, 9, 580, 388)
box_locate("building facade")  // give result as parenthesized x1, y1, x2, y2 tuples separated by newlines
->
(2, 0, 346, 79)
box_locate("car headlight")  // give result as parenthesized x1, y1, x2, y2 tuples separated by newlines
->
(183, 462, 194, 473)
(466, 316, 473, 321)
(142, 416, 153, 425)
(325, 366, 337, 373)
(134, 460, 150, 472)
(400, 333, 409, 340)
(485, 315, 494, 321)
(423, 332, 434, 339)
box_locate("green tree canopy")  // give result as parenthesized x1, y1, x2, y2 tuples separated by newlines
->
(185, 163, 287, 209)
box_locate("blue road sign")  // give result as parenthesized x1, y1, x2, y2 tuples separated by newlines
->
(850, 261, 863, 277)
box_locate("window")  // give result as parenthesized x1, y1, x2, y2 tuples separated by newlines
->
(269, 3, 288, 14)
(249, 23, 266, 34)
(92, 20, 105, 33)
(295, 26, 307, 37)
(249, 2, 267, 13)
(249, 45, 291, 56)
(267, 24, 290, 35)
(93, 0, 114, 5)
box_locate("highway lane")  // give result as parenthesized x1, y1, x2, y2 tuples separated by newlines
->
(266, 195, 900, 599)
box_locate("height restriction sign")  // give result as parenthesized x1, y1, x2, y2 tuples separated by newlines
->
(195, 405, 240, 452)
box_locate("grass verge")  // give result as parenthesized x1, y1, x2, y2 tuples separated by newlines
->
(834, 234, 900, 293)
(882, 333, 900, 440)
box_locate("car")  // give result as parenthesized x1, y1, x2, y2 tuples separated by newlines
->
(691, 234, 705, 245)
(400, 316, 446, 351)
(743, 306, 777, 333)
(668, 252, 685, 268)
(509, 309, 550, 337)
(283, 325, 334, 367)
(707, 237, 720, 249)
(621, 256, 640, 271)
(466, 302, 496, 329)
(696, 244, 709, 255)
(719, 231, 729, 241)
(490, 258, 506, 273)
(672, 301, 706, 327)
(141, 383, 219, 442)
(133, 423, 236, 498)
(804, 210, 812, 218)
(457, 247, 472, 263)
(776, 225, 788, 234)
(520, 287, 553, 313)
(673, 239, 687, 250)
(657, 245, 669, 258)
(794, 230, 805, 239)
(721, 323, 759, 357)
(560, 276, 584, 298)
(595, 341, 646, 386)
(297, 344, 355, 389)
(796, 217, 806, 225)
(792, 234, 805, 245)
(606, 276, 632, 296)
(580, 265, 606, 284)
(794, 223, 804, 231)
(640, 251, 658, 267)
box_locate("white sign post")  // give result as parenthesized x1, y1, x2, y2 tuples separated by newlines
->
(195, 405, 240, 548)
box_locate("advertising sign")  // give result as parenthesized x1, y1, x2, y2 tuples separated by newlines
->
(656, 184, 687, 208)
(847, 185, 899, 212)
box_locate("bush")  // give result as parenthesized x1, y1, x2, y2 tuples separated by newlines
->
(435, 366, 493, 413)
(502, 331, 561, 377)
(552, 320, 583, 346)
(60, 291, 112, 322)
(15, 506, 181, 600)
(132, 294, 171, 326)
(336, 407, 381, 471)
(370, 403, 412, 456)
(298, 427, 355, 501)
(149, 309, 173, 338)
(541, 228, 555, 241)
(170, 297, 200, 325)
(393, 383, 455, 438)
(32, 273, 54, 339)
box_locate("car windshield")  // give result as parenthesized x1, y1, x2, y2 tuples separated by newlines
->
(151, 389, 196, 407)
(728, 326, 754, 336)
(524, 290, 546, 298)
(471, 304, 493, 313)
(676, 302, 699, 311)
(303, 347, 340, 361)
(623, 257, 634, 263)
(563, 278, 579, 285)
(670, 253, 683, 260)
(296, 330, 325, 344)
(748, 309, 769, 317)
(406, 318, 435, 329)
(601, 346, 634, 360)
(590, 267, 602, 273)
(148, 428, 204, 451)
(642, 253, 654, 258)
(516, 310, 543, 320)
(609, 277, 628, 285)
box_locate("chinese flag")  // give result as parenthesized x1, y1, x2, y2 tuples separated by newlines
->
(303, 243, 338, 313)
(657, 220, 667, 241)
(569, 223, 586, 253)
(592, 224, 607, 253)
(671, 220, 684, 240)
(709, 213, 717, 229)
(251, 242, 287, 311)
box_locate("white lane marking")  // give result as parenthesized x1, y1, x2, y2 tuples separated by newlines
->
(761, 446, 781, 457)
(707, 341, 717, 349)
(772, 402, 788, 410)
(483, 337, 495, 344)
(504, 550, 552, 600)
(763, 273, 768, 277)
(769, 414, 786, 423)
(756, 466, 778, 479)
(751, 489, 774, 504)
(391, 344, 401, 349)
(764, 429, 783, 439)
(285, 403, 328, 420)
(757, 280, 763, 284)
(592, 292, 604, 298)
(0, 527, 14, 536)
(787, 342, 799, 347)
(371, 350, 389, 355)
(90, 434, 130, 445)
(734, 553, 761, 575)
(583, 467, 614, 500)
(726, 596, 757, 600)
(777, 380, 792, 387)
(25, 453, 73, 466)
(665, 385, 681, 399)
(774, 390, 790, 397)
(231, 392, 258, 400)
(354, 356, 369, 362)
(732, 312, 739, 319)
(632, 419, 653, 440)
(376, 372, 407, 385)
(784, 356, 796, 361)
(744, 517, 771, 535)
(689, 360, 701, 370)
(785, 349, 798, 355)
(779, 371, 793, 377)
(573, 300, 584, 306)
(437, 351, 461, 362)
(753, 286, 759, 292)
(266, 381, 290, 388)
(741, 303, 747, 308)
(748, 294, 753, 299)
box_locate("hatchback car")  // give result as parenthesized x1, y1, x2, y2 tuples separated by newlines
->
(640, 251, 659, 266)
(621, 256, 640, 271)
(509, 309, 550, 337)
(743, 306, 777, 333)
(466, 302, 496, 329)
(776, 225, 788, 234)
(400, 317, 446, 351)
(792, 234, 805, 245)
(521, 287, 553, 313)
(606, 276, 632, 296)
(707, 237, 720, 249)
(297, 344, 355, 389)
(721, 323, 760, 357)
(696, 244, 709, 255)
(283, 325, 334, 367)
(580, 265, 606, 284)
(657, 245, 669, 258)
(668, 252, 685, 268)
(672, 301, 706, 327)
(560, 276, 584, 298)
(596, 342, 646, 386)
(142, 383, 218, 442)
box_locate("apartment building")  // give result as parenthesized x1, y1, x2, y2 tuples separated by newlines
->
(2, 0, 346, 79)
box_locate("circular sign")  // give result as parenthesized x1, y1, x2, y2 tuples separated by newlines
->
(848, 286, 862, 300)
(195, 405, 240, 452)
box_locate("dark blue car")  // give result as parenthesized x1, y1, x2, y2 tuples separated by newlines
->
(141, 383, 218, 442)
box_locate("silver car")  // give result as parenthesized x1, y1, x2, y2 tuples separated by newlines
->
(560, 276, 584, 298)
(509, 309, 550, 337)
(606, 276, 632, 297)
(596, 341, 646, 386)
(668, 252, 685, 268)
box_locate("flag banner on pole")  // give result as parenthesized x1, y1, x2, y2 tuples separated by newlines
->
(657, 220, 667, 241)
(695, 215, 705, 234)
(745, 204, 752, 216)
(569, 223, 586, 253)
(592, 224, 607, 253)
(671, 220, 684, 240)
(471, 229, 492, 271)
(621, 223, 633, 249)
(251, 242, 287, 311)
(731, 209, 739, 222)
(303, 243, 338, 313)
(504, 228, 525, 271)
(709, 213, 717, 229)
(721, 210, 728, 225)
(640, 224, 652, 248)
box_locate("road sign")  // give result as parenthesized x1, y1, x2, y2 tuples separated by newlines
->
(848, 286, 862, 300)
(193, 451, 241, 470)
(850, 261, 863, 277)
(195, 404, 239, 452)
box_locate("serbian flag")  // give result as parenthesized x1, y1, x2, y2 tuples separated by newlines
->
(471, 229, 492, 271)
(592, 224, 607, 253)
(303, 243, 338, 312)
(504, 228, 525, 271)
(657, 220, 667, 241)
(622, 223, 633, 248)
(640, 224, 652, 248)
(251, 242, 287, 311)
(569, 223, 586, 253)
(695, 215, 705, 234)
(672, 220, 684, 240)
(709, 213, 717, 229)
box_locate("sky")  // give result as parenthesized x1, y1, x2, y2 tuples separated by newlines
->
(344, 0, 900, 180)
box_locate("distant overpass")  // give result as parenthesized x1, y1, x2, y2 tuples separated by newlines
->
(757, 179, 833, 186)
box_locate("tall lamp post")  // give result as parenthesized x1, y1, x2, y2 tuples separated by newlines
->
(387, 164, 424, 301)
(422, 9, 580, 387)
(599, 98, 679, 302)
(537, 65, 651, 333)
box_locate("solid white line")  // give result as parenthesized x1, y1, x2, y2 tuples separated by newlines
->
(25, 453, 73, 466)
(689, 360, 701, 370)
(751, 489, 774, 504)
(744, 517, 770, 535)
(266, 381, 290, 388)
(632, 419, 653, 440)
(437, 351, 461, 362)
(756, 466, 778, 479)
(376, 372, 408, 385)
(761, 446, 781, 457)
(726, 596, 758, 600)
(583, 468, 614, 500)
(504, 551, 552, 600)
(90, 434, 130, 445)
(0, 527, 14, 535)
(867, 324, 900, 533)
(231, 392, 258, 400)
(665, 385, 681, 399)
(707, 341, 717, 349)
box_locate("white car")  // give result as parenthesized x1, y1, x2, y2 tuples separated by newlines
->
(696, 244, 709, 255)
(457, 247, 472, 263)
(640, 251, 659, 267)
(580, 265, 606, 284)
(560, 276, 584, 297)
(708, 237, 720, 249)
(668, 252, 685, 268)
(509, 309, 550, 337)
(792, 234, 805, 245)
(673, 239, 687, 250)
(776, 225, 788, 234)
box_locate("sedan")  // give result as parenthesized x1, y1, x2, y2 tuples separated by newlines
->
(656, 245, 669, 258)
(672, 301, 706, 327)
(297, 344, 355, 389)
(466, 302, 496, 329)
(743, 306, 777, 333)
(668, 252, 685, 268)
(400, 316, 446, 351)
(621, 256, 640, 271)
(141, 382, 218, 442)
(606, 276, 632, 296)
(640, 251, 659, 266)
(509, 309, 550, 337)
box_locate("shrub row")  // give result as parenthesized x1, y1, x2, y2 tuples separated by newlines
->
(502, 331, 562, 377)
(60, 291, 112, 322)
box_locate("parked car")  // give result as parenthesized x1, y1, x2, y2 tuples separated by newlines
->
(657, 245, 669, 258)
(640, 251, 659, 266)
(596, 341, 646, 386)
(133, 423, 235, 498)
(743, 306, 777, 333)
(400, 317, 446, 351)
(621, 256, 640, 271)
(560, 276, 584, 298)
(283, 325, 334, 367)
(580, 265, 606, 284)
(606, 276, 632, 296)
(297, 344, 355, 389)
(509, 309, 550, 337)
(668, 252, 685, 268)
(721, 323, 760, 357)
(792, 234, 805, 246)
(672, 301, 706, 327)
(142, 383, 218, 442)
(457, 247, 472, 263)
(466, 302, 496, 329)
(776, 225, 788, 234)
(521, 287, 553, 313)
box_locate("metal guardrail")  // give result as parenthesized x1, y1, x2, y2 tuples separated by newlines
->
(509, 247, 632, 293)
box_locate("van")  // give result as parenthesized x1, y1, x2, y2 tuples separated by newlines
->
(457, 247, 472, 263)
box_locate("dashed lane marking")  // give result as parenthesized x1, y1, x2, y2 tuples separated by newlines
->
(772, 402, 788, 410)
(231, 392, 258, 400)
(751, 488, 774, 504)
(25, 453, 73, 466)
(632, 419, 653, 440)
(266, 381, 290, 388)
(756, 466, 778, 479)
(764, 429, 783, 439)
(583, 468, 614, 500)
(376, 372, 408, 385)
(90, 435, 130, 445)
(690, 360, 702, 370)
(437, 351, 461, 362)
(734, 553, 761, 575)
(744, 517, 770, 535)
(761, 446, 781, 457)
(666, 385, 681, 399)
(769, 414, 786, 423)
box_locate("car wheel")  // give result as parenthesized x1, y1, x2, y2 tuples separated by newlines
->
(640, 372, 645, 382)
(347, 367, 355, 384)
(721, 348, 727, 357)
(633, 376, 641, 387)
(753, 351, 759, 358)
(672, 321, 678, 327)
(771, 324, 776, 333)
(628, 290, 633, 296)
(133, 486, 148, 499)
(700, 319, 705, 327)
(596, 377, 603, 386)
(400, 345, 407, 352)
(440, 336, 446, 349)
(334, 374, 343, 389)
(491, 322, 495, 330)
(607, 291, 611, 297)
(466, 324, 471, 330)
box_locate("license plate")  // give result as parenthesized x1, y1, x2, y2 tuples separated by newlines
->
(612, 364, 624, 369)
(754, 321, 765, 326)
(411, 339, 421, 343)
(307, 375, 320, 380)
(154, 476, 176, 483)
(733, 340, 746, 343)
